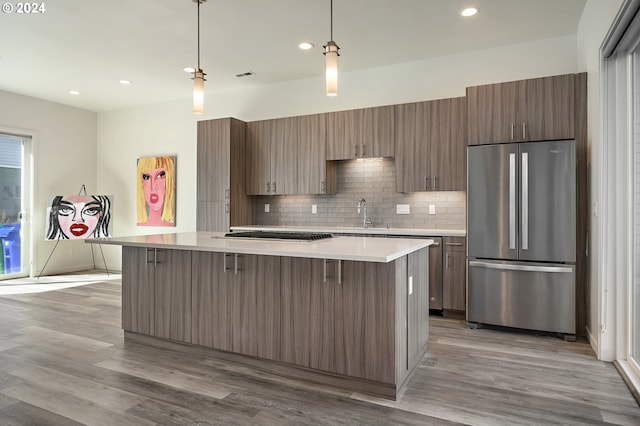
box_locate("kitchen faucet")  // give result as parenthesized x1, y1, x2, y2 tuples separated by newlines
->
(357, 198, 373, 228)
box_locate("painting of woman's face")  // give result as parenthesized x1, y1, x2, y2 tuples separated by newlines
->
(141, 167, 167, 213)
(136, 155, 175, 227)
(56, 195, 102, 238)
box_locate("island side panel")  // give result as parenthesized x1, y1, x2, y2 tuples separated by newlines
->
(408, 247, 429, 368)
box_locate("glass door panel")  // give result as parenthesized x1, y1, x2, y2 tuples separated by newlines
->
(0, 133, 30, 279)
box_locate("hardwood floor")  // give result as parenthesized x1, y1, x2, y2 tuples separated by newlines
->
(0, 275, 638, 425)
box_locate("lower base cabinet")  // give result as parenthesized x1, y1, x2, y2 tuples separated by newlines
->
(281, 249, 428, 384)
(443, 237, 466, 311)
(123, 247, 428, 395)
(191, 251, 281, 359)
(122, 247, 192, 343)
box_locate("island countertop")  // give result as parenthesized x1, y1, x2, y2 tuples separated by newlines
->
(88, 231, 433, 263)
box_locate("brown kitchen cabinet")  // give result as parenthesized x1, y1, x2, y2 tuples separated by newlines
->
(191, 251, 281, 360)
(246, 117, 297, 195)
(281, 251, 427, 385)
(247, 115, 335, 195)
(327, 105, 395, 160)
(197, 118, 251, 231)
(122, 247, 192, 343)
(443, 237, 466, 312)
(467, 74, 575, 145)
(296, 113, 336, 194)
(395, 97, 467, 192)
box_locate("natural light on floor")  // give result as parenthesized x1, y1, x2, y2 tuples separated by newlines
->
(0, 272, 121, 295)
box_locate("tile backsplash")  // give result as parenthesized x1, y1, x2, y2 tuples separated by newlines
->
(252, 158, 466, 230)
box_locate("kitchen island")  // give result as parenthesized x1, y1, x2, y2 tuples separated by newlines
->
(89, 232, 432, 399)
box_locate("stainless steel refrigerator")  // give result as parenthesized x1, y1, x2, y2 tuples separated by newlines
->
(467, 139, 576, 335)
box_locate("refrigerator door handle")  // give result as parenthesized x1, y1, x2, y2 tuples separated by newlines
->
(469, 260, 573, 274)
(509, 153, 516, 250)
(522, 152, 528, 250)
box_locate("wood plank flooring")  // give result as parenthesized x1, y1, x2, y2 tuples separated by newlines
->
(0, 275, 638, 425)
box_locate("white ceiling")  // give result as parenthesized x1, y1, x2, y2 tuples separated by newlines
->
(0, 0, 587, 112)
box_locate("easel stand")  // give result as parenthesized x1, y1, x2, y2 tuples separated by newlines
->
(37, 184, 111, 279)
(38, 241, 110, 279)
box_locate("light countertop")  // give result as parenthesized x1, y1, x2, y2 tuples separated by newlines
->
(230, 225, 466, 237)
(88, 232, 433, 263)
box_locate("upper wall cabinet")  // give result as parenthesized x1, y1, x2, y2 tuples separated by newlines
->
(395, 97, 467, 192)
(246, 117, 298, 195)
(197, 118, 251, 232)
(327, 105, 395, 160)
(466, 74, 575, 145)
(246, 115, 335, 196)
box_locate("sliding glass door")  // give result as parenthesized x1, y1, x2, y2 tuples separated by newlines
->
(0, 133, 31, 279)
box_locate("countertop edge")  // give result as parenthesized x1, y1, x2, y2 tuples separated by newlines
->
(86, 233, 433, 263)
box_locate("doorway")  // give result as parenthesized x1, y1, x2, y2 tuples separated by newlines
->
(0, 133, 32, 279)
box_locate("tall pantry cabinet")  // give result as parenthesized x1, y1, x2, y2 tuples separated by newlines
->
(197, 118, 252, 232)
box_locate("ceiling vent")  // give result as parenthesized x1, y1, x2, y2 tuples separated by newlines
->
(235, 71, 255, 78)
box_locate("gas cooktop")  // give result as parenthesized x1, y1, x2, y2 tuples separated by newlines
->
(224, 231, 333, 241)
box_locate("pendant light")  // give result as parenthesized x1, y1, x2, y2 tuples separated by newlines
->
(323, 0, 340, 96)
(192, 0, 206, 114)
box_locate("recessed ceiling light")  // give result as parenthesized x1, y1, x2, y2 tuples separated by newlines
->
(119, 79, 132, 85)
(69, 90, 80, 95)
(184, 67, 195, 73)
(299, 42, 314, 50)
(461, 7, 478, 17)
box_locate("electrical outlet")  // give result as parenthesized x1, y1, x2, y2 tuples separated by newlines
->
(429, 204, 436, 215)
(312, 205, 317, 214)
(396, 204, 410, 214)
(264, 203, 270, 213)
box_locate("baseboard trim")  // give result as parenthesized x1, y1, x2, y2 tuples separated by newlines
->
(614, 360, 640, 407)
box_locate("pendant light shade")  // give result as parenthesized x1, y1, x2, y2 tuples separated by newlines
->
(192, 0, 206, 114)
(193, 69, 205, 114)
(324, 41, 339, 96)
(323, 0, 340, 96)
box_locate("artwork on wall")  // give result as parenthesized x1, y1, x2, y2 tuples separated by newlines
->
(136, 155, 176, 227)
(45, 195, 113, 240)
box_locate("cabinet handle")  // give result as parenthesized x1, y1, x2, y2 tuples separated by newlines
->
(225, 202, 229, 213)
(323, 259, 327, 283)
(272, 182, 276, 194)
(223, 253, 231, 274)
(434, 176, 438, 190)
(446, 253, 450, 269)
(361, 143, 365, 158)
(337, 260, 342, 284)
(522, 122, 526, 140)
(321, 180, 325, 193)
(354, 144, 359, 158)
(425, 176, 430, 191)
(224, 188, 229, 199)
(511, 123, 515, 140)
(266, 182, 270, 193)
(234, 253, 239, 275)
(445, 242, 463, 246)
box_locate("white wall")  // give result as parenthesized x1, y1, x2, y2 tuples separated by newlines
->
(0, 90, 97, 276)
(576, 0, 624, 361)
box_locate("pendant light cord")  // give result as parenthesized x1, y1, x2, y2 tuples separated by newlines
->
(330, 0, 333, 41)
(197, 0, 201, 70)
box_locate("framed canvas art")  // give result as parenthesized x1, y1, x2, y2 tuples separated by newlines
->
(136, 155, 176, 227)
(45, 195, 113, 240)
